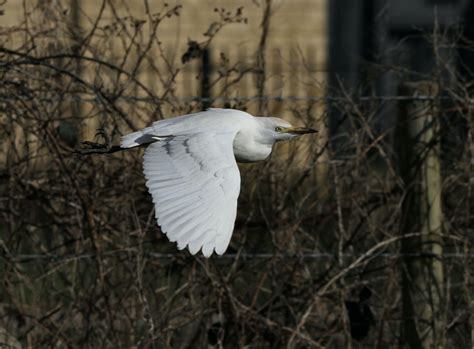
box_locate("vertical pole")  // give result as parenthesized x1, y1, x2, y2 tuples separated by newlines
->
(66, 0, 81, 145)
(398, 81, 444, 349)
(256, 0, 272, 115)
(327, 0, 364, 155)
(465, 109, 474, 348)
(200, 47, 211, 110)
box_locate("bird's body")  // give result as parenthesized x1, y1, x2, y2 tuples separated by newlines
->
(122, 108, 282, 162)
(84, 108, 316, 257)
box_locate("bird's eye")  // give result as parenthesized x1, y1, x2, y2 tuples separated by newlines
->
(274, 126, 284, 132)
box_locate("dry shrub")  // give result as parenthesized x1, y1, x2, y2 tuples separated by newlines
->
(0, 1, 473, 348)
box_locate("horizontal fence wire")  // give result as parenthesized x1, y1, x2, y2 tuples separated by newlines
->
(2, 251, 472, 262)
(0, 94, 464, 104)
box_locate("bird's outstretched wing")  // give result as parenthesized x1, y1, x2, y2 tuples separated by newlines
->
(143, 132, 241, 257)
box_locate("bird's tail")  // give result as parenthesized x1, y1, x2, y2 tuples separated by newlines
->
(121, 130, 145, 149)
(121, 130, 172, 149)
(75, 129, 171, 155)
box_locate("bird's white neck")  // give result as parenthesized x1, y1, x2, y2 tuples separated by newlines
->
(232, 119, 274, 162)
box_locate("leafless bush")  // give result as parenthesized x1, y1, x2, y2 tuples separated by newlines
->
(1, 1, 473, 348)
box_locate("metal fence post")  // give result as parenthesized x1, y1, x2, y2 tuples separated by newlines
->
(397, 81, 444, 349)
(200, 48, 211, 110)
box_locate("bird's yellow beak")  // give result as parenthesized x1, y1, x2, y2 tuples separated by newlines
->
(284, 127, 318, 135)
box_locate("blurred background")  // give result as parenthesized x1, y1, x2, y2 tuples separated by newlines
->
(1, 0, 473, 348)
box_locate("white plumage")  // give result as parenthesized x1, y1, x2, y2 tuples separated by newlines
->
(120, 108, 316, 257)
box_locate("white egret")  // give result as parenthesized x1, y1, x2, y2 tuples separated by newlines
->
(79, 108, 316, 257)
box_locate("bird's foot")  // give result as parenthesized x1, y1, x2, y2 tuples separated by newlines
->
(95, 128, 111, 146)
(74, 141, 109, 154)
(74, 128, 113, 155)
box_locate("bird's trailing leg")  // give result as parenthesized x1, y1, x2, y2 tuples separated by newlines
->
(74, 128, 123, 155)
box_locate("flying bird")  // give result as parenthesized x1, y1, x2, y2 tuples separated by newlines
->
(79, 108, 316, 257)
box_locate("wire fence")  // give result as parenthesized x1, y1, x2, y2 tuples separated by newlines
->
(0, 94, 460, 102)
(5, 251, 474, 262)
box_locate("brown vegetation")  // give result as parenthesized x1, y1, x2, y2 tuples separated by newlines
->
(0, 1, 473, 348)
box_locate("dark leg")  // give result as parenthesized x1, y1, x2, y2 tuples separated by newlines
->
(74, 128, 124, 155)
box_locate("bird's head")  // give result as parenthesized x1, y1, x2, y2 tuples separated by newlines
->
(258, 117, 317, 143)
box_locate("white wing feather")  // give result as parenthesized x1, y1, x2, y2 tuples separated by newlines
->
(143, 131, 240, 257)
